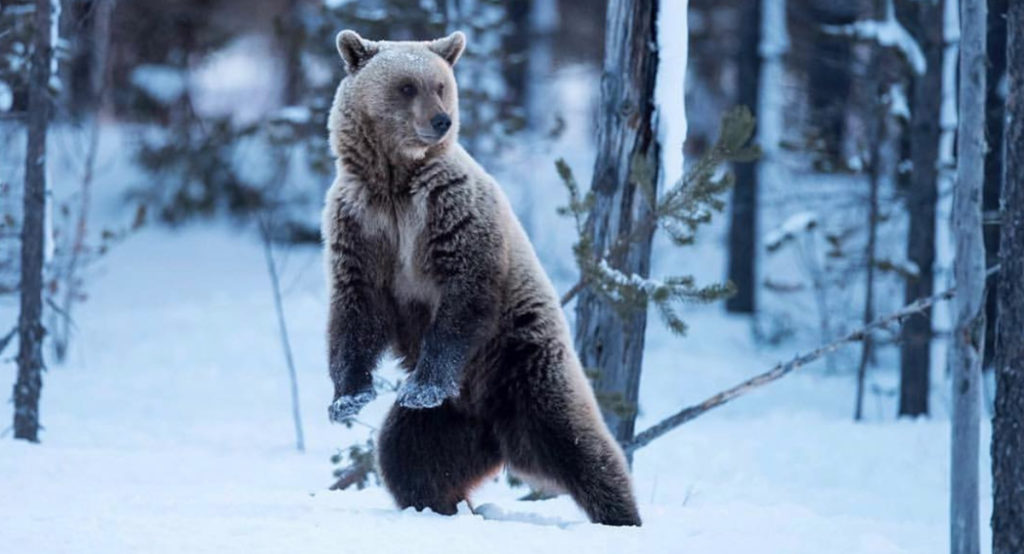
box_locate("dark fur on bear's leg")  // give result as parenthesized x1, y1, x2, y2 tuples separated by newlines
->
(498, 412, 641, 526)
(484, 340, 642, 526)
(377, 402, 502, 515)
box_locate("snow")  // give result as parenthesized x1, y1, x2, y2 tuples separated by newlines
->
(271, 106, 313, 125)
(764, 211, 818, 250)
(888, 83, 910, 121)
(189, 34, 285, 124)
(655, 0, 688, 189)
(940, 0, 961, 170)
(129, 64, 187, 104)
(824, 0, 927, 75)
(0, 80, 12, 112)
(596, 258, 665, 297)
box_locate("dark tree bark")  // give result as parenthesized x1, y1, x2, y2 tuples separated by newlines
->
(854, 128, 879, 421)
(951, 0, 987, 551)
(13, 0, 53, 443)
(725, 0, 760, 314)
(991, 4, 1024, 551)
(983, 0, 1008, 369)
(574, 0, 660, 451)
(804, 0, 857, 165)
(278, 0, 304, 106)
(898, 0, 944, 417)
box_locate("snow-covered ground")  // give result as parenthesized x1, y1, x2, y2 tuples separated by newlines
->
(0, 161, 992, 552)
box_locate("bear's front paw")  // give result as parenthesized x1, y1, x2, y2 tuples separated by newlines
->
(396, 377, 458, 409)
(328, 390, 377, 423)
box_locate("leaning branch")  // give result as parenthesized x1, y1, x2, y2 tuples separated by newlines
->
(0, 326, 16, 356)
(622, 265, 1000, 454)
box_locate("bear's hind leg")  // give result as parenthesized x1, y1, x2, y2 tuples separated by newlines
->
(500, 406, 641, 526)
(490, 347, 641, 527)
(377, 403, 501, 515)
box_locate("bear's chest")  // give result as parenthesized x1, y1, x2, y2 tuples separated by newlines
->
(363, 193, 439, 306)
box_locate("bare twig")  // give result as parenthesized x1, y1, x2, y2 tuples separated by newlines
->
(0, 326, 16, 356)
(560, 279, 584, 306)
(52, 0, 117, 362)
(259, 214, 305, 453)
(622, 265, 1001, 454)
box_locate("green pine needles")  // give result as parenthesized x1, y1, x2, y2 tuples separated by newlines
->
(557, 106, 760, 335)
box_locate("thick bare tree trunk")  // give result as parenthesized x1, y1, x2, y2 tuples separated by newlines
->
(898, 0, 944, 417)
(725, 0, 760, 314)
(13, 0, 54, 443)
(950, 0, 986, 551)
(574, 0, 661, 450)
(991, 4, 1024, 551)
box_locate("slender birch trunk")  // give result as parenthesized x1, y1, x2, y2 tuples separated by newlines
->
(950, 0, 986, 551)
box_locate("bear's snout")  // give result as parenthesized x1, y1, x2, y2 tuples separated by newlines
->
(430, 113, 452, 136)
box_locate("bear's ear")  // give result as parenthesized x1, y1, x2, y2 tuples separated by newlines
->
(428, 31, 466, 67)
(336, 30, 379, 74)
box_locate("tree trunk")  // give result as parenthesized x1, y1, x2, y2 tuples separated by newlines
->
(279, 0, 303, 106)
(983, 0, 1007, 370)
(898, 0, 944, 417)
(854, 130, 879, 421)
(950, 0, 986, 552)
(806, 0, 857, 167)
(725, 0, 760, 314)
(574, 0, 661, 452)
(13, 0, 54, 443)
(991, 4, 1024, 551)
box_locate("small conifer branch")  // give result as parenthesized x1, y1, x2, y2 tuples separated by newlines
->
(555, 107, 759, 325)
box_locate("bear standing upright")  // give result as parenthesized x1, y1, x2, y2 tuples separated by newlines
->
(322, 29, 641, 527)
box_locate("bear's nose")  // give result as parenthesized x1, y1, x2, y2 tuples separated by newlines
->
(431, 113, 452, 135)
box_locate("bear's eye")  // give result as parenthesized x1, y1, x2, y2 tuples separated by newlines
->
(437, 83, 445, 96)
(399, 84, 417, 98)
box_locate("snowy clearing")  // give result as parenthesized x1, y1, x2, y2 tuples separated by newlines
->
(0, 218, 991, 553)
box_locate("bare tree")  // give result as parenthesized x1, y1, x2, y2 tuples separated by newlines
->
(897, 0, 944, 417)
(13, 0, 55, 443)
(950, 0, 987, 551)
(573, 0, 661, 449)
(51, 0, 117, 362)
(982, 0, 1008, 370)
(725, 0, 760, 314)
(991, 3, 1024, 551)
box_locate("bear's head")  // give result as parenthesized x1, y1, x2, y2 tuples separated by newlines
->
(331, 30, 465, 161)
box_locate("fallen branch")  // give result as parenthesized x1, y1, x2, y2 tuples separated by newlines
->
(622, 265, 1001, 454)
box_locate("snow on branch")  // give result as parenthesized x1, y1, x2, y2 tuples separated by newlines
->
(824, 0, 927, 75)
(764, 211, 817, 251)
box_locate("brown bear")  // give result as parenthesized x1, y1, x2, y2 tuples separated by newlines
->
(322, 29, 641, 527)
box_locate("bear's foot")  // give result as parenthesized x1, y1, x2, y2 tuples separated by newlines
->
(329, 390, 377, 423)
(396, 377, 458, 409)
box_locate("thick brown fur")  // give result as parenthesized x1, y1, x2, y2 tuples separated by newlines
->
(322, 30, 641, 526)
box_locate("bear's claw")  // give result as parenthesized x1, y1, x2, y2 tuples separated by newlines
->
(329, 390, 377, 423)
(396, 378, 458, 409)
